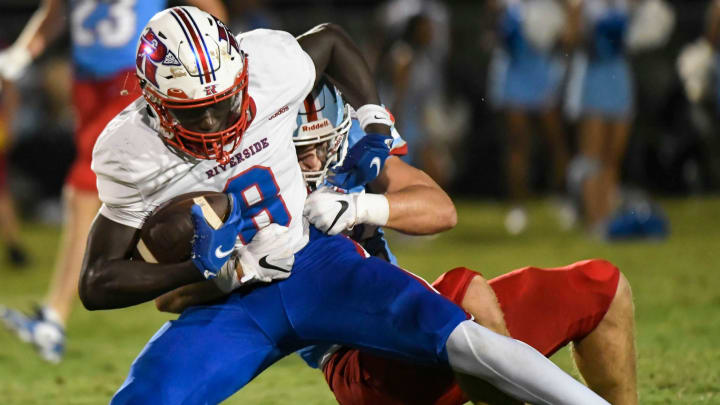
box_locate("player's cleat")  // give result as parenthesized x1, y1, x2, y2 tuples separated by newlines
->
(0, 306, 65, 363)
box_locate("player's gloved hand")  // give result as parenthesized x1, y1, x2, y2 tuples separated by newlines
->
(304, 187, 390, 235)
(326, 133, 392, 189)
(304, 188, 361, 235)
(212, 251, 243, 293)
(0, 45, 32, 82)
(191, 194, 244, 279)
(236, 223, 295, 284)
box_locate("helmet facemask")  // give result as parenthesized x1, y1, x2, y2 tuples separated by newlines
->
(142, 55, 250, 164)
(294, 104, 351, 190)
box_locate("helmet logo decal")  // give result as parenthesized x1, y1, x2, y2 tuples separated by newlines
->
(170, 7, 217, 84)
(136, 28, 169, 87)
(214, 17, 240, 55)
(162, 51, 181, 66)
(204, 84, 218, 95)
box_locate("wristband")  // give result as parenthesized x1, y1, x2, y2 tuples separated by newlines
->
(356, 104, 393, 130)
(356, 192, 390, 227)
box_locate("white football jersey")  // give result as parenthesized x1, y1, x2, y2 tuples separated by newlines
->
(92, 29, 316, 252)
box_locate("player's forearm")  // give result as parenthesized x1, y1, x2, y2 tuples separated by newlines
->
(366, 157, 457, 235)
(384, 185, 457, 235)
(79, 259, 204, 310)
(155, 280, 226, 314)
(17, 0, 65, 59)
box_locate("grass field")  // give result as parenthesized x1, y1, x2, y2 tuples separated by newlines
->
(1, 197, 719, 404)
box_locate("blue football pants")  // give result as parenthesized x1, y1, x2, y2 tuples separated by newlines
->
(111, 228, 467, 404)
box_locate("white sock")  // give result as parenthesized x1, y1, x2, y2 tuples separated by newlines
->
(445, 320, 608, 405)
(41, 306, 64, 328)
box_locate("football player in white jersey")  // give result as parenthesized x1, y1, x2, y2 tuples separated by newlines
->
(79, 7, 610, 404)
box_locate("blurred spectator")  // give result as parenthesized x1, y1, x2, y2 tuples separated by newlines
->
(486, 0, 571, 235)
(227, 0, 280, 33)
(377, 0, 457, 188)
(8, 57, 75, 220)
(705, 0, 720, 109)
(565, 0, 636, 237)
(0, 78, 28, 268)
(564, 0, 675, 239)
(673, 2, 720, 192)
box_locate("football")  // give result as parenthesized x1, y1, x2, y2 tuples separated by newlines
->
(132, 191, 231, 263)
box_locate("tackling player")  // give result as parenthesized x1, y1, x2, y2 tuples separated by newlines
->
(0, 0, 227, 363)
(298, 82, 636, 405)
(80, 8, 610, 404)
(159, 81, 638, 404)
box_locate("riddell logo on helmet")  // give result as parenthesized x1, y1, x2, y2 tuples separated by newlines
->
(300, 119, 332, 136)
(302, 120, 330, 132)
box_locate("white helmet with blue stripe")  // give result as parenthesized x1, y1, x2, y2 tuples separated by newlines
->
(135, 6, 250, 163)
(294, 79, 352, 189)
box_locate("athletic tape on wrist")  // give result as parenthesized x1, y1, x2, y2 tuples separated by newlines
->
(356, 193, 390, 227)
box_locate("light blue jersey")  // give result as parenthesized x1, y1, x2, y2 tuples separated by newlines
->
(585, 0, 629, 60)
(70, 0, 166, 78)
(296, 119, 407, 369)
(338, 118, 406, 265)
(566, 0, 634, 119)
(488, 0, 565, 111)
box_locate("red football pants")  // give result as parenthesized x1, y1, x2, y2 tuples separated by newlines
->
(67, 70, 141, 191)
(323, 259, 620, 405)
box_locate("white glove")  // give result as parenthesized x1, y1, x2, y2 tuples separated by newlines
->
(303, 187, 390, 235)
(0, 45, 32, 82)
(236, 223, 295, 284)
(212, 252, 242, 293)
